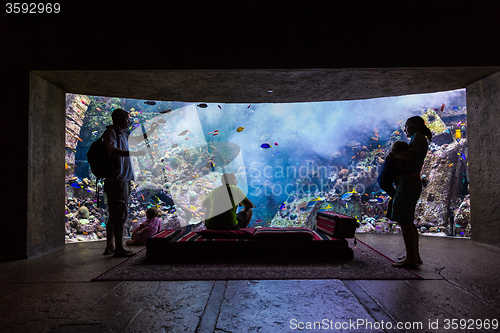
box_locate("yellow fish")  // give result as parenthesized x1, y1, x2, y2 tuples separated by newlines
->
(311, 196, 322, 201)
(324, 204, 332, 209)
(237, 127, 245, 132)
(189, 205, 197, 211)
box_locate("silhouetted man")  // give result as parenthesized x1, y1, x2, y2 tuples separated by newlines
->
(102, 108, 157, 257)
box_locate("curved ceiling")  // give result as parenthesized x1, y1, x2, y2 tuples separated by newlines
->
(34, 67, 500, 103)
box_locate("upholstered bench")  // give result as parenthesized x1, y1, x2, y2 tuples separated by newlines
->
(146, 211, 358, 262)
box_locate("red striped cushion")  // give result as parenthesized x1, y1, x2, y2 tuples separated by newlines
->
(310, 229, 336, 241)
(253, 227, 315, 239)
(197, 228, 256, 239)
(317, 217, 336, 236)
(316, 211, 357, 238)
(153, 230, 178, 238)
(173, 231, 252, 242)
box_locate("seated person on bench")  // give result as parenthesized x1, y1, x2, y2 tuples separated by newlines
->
(202, 173, 254, 230)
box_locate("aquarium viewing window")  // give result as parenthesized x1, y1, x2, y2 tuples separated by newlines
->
(64, 89, 470, 243)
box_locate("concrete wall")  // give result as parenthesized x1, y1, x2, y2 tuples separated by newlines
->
(467, 71, 500, 247)
(27, 73, 66, 257)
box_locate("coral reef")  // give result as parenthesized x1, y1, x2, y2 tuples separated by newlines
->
(65, 96, 471, 242)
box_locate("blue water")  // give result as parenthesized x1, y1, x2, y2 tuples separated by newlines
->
(67, 89, 468, 236)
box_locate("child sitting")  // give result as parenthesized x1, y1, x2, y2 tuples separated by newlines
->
(377, 141, 409, 216)
(126, 207, 162, 246)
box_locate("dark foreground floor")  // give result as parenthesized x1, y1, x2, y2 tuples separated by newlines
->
(1, 234, 499, 333)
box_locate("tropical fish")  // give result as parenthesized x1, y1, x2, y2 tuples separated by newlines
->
(247, 104, 251, 108)
(189, 205, 197, 211)
(185, 137, 190, 140)
(96, 107, 101, 111)
(440, 103, 445, 111)
(70, 183, 82, 188)
(81, 99, 86, 105)
(218, 105, 221, 109)
(197, 103, 208, 108)
(171, 143, 179, 148)
(178, 130, 189, 136)
(160, 108, 172, 114)
(274, 142, 278, 146)
(144, 101, 156, 105)
(237, 127, 245, 132)
(341, 192, 353, 201)
(150, 196, 160, 205)
(261, 143, 271, 149)
(279, 203, 286, 210)
(213, 133, 219, 136)
(311, 196, 322, 201)
(65, 163, 68, 170)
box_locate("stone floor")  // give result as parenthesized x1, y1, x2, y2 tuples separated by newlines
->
(1, 234, 499, 333)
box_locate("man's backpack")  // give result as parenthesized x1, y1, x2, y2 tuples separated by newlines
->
(87, 129, 117, 179)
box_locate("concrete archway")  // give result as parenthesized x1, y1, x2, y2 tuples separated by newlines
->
(27, 68, 500, 258)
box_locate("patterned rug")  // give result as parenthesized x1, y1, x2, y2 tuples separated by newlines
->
(92, 239, 422, 281)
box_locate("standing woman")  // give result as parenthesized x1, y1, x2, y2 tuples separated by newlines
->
(389, 116, 432, 268)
